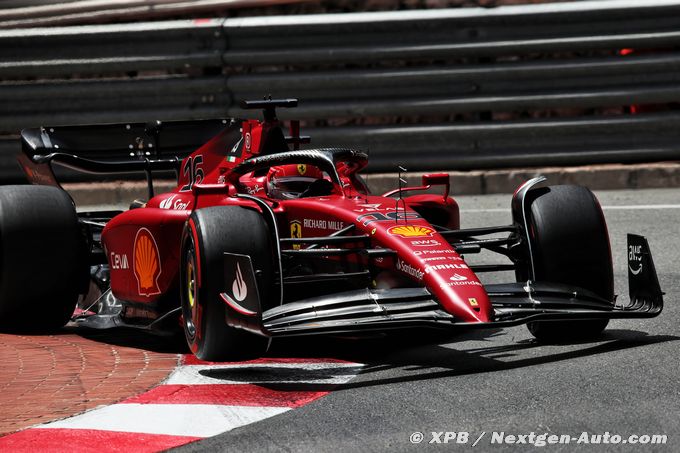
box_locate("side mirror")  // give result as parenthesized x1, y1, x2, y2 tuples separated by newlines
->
(422, 173, 450, 199)
(422, 173, 449, 186)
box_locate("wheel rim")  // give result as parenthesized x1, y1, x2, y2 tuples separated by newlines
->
(183, 241, 198, 341)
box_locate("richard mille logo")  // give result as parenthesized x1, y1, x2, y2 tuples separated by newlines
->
(232, 263, 248, 302)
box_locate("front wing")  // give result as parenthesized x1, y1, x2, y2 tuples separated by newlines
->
(257, 234, 663, 337)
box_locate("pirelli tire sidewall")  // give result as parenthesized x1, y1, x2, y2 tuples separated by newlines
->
(181, 206, 271, 362)
(0, 185, 87, 331)
(524, 185, 614, 341)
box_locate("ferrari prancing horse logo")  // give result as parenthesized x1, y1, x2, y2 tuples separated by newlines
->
(297, 164, 307, 175)
(290, 220, 302, 239)
(290, 220, 302, 250)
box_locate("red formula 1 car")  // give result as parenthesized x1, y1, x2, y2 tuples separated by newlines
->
(0, 99, 664, 360)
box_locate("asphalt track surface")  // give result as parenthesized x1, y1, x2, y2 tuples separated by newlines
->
(172, 187, 679, 453)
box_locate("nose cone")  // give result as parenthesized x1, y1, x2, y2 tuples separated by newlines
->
(383, 232, 493, 323)
(459, 294, 492, 323)
(421, 263, 493, 323)
(343, 200, 494, 323)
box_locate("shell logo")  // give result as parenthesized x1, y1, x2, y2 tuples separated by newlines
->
(133, 228, 162, 296)
(387, 225, 435, 238)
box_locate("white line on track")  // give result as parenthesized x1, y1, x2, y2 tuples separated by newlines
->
(600, 204, 680, 210)
(459, 208, 510, 213)
(460, 204, 680, 213)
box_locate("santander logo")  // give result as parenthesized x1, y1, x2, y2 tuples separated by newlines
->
(232, 263, 247, 302)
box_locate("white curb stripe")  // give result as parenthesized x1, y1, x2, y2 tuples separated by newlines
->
(39, 403, 290, 438)
(166, 362, 363, 386)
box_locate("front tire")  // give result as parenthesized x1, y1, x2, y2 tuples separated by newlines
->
(0, 185, 87, 331)
(180, 206, 271, 361)
(523, 185, 613, 342)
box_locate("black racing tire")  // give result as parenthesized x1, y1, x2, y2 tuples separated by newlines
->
(524, 185, 613, 342)
(180, 206, 271, 361)
(0, 185, 87, 331)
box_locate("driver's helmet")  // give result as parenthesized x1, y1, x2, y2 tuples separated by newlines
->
(266, 164, 324, 199)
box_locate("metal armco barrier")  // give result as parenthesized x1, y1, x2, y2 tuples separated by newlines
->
(0, 1, 311, 28)
(2, 0, 680, 182)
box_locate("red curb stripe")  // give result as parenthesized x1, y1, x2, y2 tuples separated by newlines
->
(122, 384, 329, 407)
(182, 356, 353, 365)
(0, 428, 200, 453)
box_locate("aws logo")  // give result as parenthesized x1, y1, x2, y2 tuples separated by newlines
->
(133, 228, 162, 296)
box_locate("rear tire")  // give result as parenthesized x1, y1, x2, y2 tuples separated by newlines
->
(523, 185, 613, 342)
(180, 206, 271, 361)
(0, 185, 87, 331)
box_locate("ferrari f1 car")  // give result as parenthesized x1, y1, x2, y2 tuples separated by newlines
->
(0, 99, 663, 360)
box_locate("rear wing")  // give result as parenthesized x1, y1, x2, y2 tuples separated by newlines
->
(19, 118, 235, 195)
(21, 119, 232, 163)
